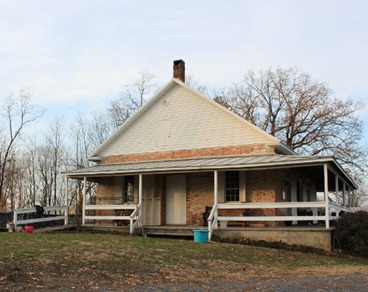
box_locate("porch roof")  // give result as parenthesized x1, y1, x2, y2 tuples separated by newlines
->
(63, 154, 357, 189)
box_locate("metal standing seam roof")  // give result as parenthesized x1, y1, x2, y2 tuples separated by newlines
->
(63, 154, 337, 176)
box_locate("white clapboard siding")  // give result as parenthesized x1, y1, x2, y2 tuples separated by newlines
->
(97, 81, 278, 157)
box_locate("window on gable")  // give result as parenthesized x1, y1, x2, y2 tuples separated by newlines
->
(156, 120, 169, 147)
(225, 171, 239, 202)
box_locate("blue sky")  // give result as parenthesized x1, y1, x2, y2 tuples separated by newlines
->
(1, 0, 367, 141)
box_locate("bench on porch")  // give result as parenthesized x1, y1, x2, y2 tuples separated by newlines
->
(203, 206, 247, 227)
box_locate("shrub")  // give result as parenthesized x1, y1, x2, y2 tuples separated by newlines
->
(334, 210, 368, 257)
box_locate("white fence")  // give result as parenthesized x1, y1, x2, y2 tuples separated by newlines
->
(14, 206, 68, 229)
(83, 204, 140, 234)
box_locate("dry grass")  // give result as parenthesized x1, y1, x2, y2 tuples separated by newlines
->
(0, 231, 367, 291)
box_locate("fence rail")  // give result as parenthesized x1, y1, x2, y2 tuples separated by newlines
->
(14, 206, 68, 228)
(207, 201, 353, 241)
(83, 204, 140, 234)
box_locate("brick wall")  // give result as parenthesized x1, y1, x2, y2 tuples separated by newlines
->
(186, 172, 214, 226)
(95, 177, 115, 224)
(100, 144, 274, 164)
(92, 168, 316, 228)
(246, 169, 284, 226)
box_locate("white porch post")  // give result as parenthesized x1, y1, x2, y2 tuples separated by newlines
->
(291, 181, 298, 225)
(352, 190, 355, 210)
(82, 176, 86, 226)
(65, 177, 69, 225)
(343, 182, 346, 207)
(324, 164, 330, 228)
(214, 170, 218, 229)
(138, 174, 143, 221)
(214, 170, 218, 204)
(335, 175, 339, 206)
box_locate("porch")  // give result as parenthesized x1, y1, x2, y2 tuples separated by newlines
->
(80, 197, 349, 252)
(64, 155, 357, 251)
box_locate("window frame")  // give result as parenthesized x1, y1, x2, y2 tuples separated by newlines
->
(225, 171, 240, 202)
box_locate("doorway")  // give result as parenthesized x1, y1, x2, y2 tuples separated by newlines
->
(166, 175, 186, 225)
(142, 175, 161, 225)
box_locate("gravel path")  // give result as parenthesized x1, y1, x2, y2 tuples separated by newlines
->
(128, 273, 368, 292)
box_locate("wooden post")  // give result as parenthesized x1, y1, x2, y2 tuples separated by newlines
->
(13, 209, 18, 229)
(82, 177, 86, 226)
(324, 164, 330, 229)
(343, 182, 346, 207)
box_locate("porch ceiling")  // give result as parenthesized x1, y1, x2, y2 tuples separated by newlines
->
(62, 154, 357, 189)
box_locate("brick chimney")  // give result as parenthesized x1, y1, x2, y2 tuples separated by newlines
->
(173, 59, 185, 82)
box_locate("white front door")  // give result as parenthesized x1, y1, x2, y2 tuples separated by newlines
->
(142, 175, 161, 225)
(166, 175, 186, 225)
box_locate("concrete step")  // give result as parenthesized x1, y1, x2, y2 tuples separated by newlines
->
(143, 226, 205, 238)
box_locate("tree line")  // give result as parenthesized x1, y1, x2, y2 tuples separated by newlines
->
(0, 67, 366, 212)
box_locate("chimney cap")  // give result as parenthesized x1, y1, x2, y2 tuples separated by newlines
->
(173, 59, 185, 82)
(173, 59, 185, 66)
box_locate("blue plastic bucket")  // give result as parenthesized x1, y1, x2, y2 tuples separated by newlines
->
(193, 230, 208, 243)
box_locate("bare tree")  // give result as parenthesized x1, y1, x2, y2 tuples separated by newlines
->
(45, 117, 65, 206)
(185, 75, 210, 96)
(108, 70, 156, 129)
(218, 67, 366, 175)
(68, 114, 101, 214)
(23, 136, 39, 206)
(0, 89, 42, 210)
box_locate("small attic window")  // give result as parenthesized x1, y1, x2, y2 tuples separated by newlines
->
(156, 120, 169, 147)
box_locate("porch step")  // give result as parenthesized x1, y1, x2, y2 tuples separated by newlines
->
(143, 226, 199, 238)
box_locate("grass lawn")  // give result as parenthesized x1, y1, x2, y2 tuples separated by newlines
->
(1, 231, 367, 291)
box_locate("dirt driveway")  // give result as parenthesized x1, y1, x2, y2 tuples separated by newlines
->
(128, 272, 368, 291)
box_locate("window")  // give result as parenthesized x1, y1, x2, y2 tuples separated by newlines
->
(225, 171, 239, 202)
(123, 176, 134, 203)
(156, 120, 169, 147)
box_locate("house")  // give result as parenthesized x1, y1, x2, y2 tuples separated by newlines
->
(63, 60, 357, 251)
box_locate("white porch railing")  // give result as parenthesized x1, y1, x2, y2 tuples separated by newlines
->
(329, 203, 353, 220)
(84, 204, 140, 234)
(14, 206, 68, 229)
(207, 202, 353, 241)
(207, 203, 218, 240)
